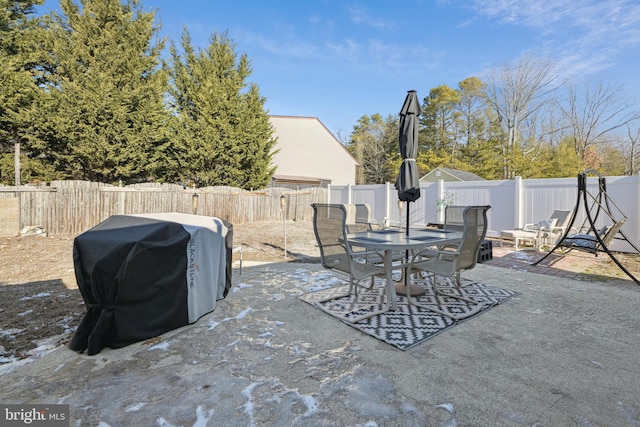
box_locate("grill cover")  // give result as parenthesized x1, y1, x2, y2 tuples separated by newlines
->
(70, 213, 232, 355)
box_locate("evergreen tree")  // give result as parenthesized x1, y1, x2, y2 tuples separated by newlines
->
(0, 0, 44, 184)
(453, 77, 501, 178)
(167, 30, 276, 189)
(537, 137, 582, 178)
(25, 0, 169, 184)
(456, 77, 485, 147)
(420, 85, 460, 160)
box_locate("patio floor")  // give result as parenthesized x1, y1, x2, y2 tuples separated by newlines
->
(1, 256, 639, 426)
(482, 238, 640, 284)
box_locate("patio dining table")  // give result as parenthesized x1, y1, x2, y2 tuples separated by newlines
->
(346, 228, 462, 315)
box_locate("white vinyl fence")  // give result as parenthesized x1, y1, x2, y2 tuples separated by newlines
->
(328, 175, 640, 253)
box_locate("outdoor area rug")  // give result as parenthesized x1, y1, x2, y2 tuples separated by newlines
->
(300, 277, 519, 350)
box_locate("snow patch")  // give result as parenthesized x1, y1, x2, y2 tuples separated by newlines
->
(148, 341, 171, 351)
(125, 402, 145, 412)
(0, 328, 24, 339)
(436, 402, 455, 414)
(19, 292, 51, 300)
(208, 307, 252, 330)
(232, 282, 253, 293)
(155, 405, 214, 427)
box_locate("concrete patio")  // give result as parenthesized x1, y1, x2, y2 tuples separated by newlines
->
(1, 258, 639, 426)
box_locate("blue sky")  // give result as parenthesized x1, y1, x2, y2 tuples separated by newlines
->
(41, 0, 640, 139)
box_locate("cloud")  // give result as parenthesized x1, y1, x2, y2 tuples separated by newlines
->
(237, 30, 318, 59)
(469, 0, 640, 79)
(347, 6, 394, 29)
(326, 38, 440, 76)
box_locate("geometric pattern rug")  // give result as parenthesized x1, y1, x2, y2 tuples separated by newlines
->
(300, 277, 519, 350)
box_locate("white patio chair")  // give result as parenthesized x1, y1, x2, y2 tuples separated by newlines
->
(523, 209, 573, 247)
(500, 209, 573, 250)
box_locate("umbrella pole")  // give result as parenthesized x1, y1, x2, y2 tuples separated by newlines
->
(405, 202, 410, 236)
(405, 202, 410, 286)
(396, 201, 425, 297)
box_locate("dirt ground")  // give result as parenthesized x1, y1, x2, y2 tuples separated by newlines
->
(1, 220, 639, 364)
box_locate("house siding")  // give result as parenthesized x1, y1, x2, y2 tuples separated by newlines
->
(270, 116, 358, 186)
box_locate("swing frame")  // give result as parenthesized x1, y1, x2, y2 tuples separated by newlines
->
(533, 170, 640, 285)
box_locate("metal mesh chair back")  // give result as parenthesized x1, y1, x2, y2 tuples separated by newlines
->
(551, 209, 572, 231)
(444, 205, 466, 232)
(457, 206, 490, 271)
(311, 203, 351, 274)
(346, 203, 374, 233)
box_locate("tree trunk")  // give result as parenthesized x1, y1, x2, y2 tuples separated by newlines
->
(14, 141, 21, 186)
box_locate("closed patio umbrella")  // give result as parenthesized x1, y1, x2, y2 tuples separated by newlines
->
(395, 89, 421, 227)
(394, 90, 422, 296)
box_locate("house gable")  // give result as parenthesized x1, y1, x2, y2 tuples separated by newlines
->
(269, 115, 358, 186)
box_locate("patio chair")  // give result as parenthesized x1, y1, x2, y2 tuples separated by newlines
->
(345, 203, 375, 233)
(443, 205, 466, 232)
(500, 209, 572, 250)
(523, 209, 573, 247)
(407, 205, 490, 320)
(311, 203, 389, 319)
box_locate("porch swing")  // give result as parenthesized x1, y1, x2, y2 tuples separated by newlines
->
(532, 169, 640, 285)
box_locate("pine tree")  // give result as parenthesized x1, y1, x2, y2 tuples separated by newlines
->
(25, 0, 169, 184)
(0, 0, 44, 184)
(167, 30, 276, 189)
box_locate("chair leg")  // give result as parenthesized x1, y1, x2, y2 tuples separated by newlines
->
(405, 272, 483, 320)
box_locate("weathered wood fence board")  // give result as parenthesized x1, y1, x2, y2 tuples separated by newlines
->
(0, 197, 19, 237)
(0, 181, 326, 236)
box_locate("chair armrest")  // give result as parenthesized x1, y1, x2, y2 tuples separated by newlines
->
(351, 250, 385, 264)
(352, 250, 411, 270)
(410, 247, 459, 263)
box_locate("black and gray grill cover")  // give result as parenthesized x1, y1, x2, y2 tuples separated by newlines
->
(70, 213, 232, 355)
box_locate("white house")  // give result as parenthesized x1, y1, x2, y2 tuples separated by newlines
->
(269, 115, 358, 188)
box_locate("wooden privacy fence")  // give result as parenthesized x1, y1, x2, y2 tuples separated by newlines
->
(0, 181, 327, 236)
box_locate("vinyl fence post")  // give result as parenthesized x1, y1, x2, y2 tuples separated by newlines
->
(437, 179, 445, 224)
(384, 182, 391, 228)
(514, 176, 523, 228)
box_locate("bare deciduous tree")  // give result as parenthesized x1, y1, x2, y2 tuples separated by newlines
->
(560, 82, 640, 164)
(349, 114, 399, 184)
(484, 57, 558, 178)
(628, 125, 640, 175)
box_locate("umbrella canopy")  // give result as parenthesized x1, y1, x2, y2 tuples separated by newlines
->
(394, 90, 424, 296)
(395, 90, 421, 203)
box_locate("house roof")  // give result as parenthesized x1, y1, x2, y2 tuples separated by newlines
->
(419, 167, 485, 182)
(271, 174, 326, 184)
(269, 115, 359, 186)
